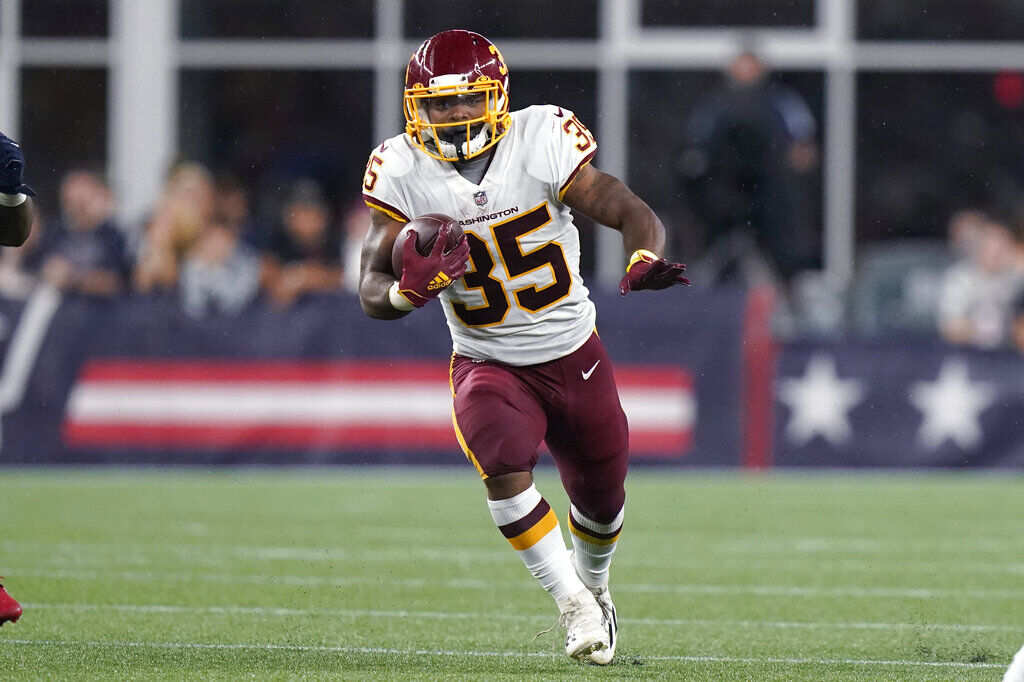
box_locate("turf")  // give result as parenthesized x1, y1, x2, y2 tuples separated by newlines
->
(0, 467, 1021, 680)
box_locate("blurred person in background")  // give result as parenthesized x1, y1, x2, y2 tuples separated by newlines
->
(213, 171, 261, 251)
(134, 161, 260, 317)
(260, 178, 343, 308)
(939, 215, 1023, 349)
(179, 217, 261, 318)
(133, 162, 216, 293)
(1011, 289, 1024, 356)
(26, 169, 127, 297)
(946, 208, 988, 260)
(0, 130, 31, 628)
(677, 47, 818, 288)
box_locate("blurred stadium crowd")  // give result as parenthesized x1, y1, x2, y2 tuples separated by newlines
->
(9, 151, 1024, 358)
(0, 164, 371, 318)
(10, 49, 1024, 361)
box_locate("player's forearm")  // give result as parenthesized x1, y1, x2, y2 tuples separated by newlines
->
(0, 200, 33, 247)
(563, 165, 667, 256)
(617, 200, 667, 256)
(359, 271, 410, 320)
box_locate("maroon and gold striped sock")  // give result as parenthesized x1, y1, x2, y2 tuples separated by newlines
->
(568, 504, 623, 590)
(487, 484, 586, 607)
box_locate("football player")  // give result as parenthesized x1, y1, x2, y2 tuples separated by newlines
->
(359, 29, 687, 664)
(0, 132, 35, 247)
(0, 132, 32, 628)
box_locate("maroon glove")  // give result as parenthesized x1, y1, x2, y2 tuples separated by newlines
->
(397, 224, 470, 308)
(619, 249, 690, 296)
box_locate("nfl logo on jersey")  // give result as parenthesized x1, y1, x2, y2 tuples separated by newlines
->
(474, 190, 488, 208)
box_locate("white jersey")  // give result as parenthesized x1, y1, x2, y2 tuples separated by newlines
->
(363, 105, 599, 366)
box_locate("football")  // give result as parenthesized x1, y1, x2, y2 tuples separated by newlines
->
(391, 213, 465, 276)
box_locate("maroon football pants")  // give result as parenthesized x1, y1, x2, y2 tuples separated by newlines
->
(450, 332, 628, 524)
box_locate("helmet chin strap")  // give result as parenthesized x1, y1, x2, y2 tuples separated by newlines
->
(460, 124, 493, 159)
(432, 123, 493, 161)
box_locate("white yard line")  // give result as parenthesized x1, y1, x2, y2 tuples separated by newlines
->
(10, 567, 1024, 600)
(0, 638, 1005, 669)
(709, 535, 1024, 554)
(5, 539, 1024, 575)
(23, 602, 1024, 633)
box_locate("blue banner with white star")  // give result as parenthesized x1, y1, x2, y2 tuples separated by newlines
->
(775, 339, 1024, 468)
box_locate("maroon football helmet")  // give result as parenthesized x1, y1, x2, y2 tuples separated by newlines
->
(404, 30, 511, 162)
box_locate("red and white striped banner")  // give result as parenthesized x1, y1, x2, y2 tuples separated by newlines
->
(64, 360, 694, 456)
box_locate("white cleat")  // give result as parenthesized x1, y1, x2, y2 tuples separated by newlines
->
(587, 585, 617, 665)
(558, 588, 608, 660)
(569, 550, 618, 665)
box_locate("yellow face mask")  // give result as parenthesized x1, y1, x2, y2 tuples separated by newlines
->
(404, 76, 511, 162)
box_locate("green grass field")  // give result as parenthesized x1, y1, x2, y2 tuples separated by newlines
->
(0, 467, 1021, 680)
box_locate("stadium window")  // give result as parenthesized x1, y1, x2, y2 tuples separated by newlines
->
(20, 68, 108, 204)
(404, 0, 597, 39)
(511, 70, 597, 127)
(640, 0, 814, 28)
(180, 0, 374, 38)
(628, 69, 825, 263)
(178, 69, 373, 217)
(856, 72, 1024, 244)
(857, 0, 1024, 41)
(22, 0, 108, 37)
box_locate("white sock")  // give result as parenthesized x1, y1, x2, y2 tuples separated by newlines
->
(487, 485, 587, 608)
(568, 504, 624, 590)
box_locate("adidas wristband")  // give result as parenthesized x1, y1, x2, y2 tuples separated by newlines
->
(388, 281, 415, 311)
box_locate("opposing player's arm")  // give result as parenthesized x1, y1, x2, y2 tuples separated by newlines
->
(0, 131, 35, 247)
(358, 207, 410, 320)
(0, 201, 33, 247)
(562, 163, 666, 256)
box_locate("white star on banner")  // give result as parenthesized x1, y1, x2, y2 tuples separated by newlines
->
(909, 359, 995, 450)
(778, 355, 865, 446)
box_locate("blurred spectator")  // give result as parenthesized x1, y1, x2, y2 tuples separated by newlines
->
(677, 48, 819, 287)
(179, 219, 261, 318)
(133, 161, 216, 293)
(213, 171, 262, 250)
(26, 170, 127, 297)
(340, 199, 371, 291)
(946, 208, 988, 260)
(938, 216, 1023, 349)
(260, 179, 342, 307)
(1012, 290, 1024, 356)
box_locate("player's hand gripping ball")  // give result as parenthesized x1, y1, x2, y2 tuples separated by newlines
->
(391, 213, 470, 308)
